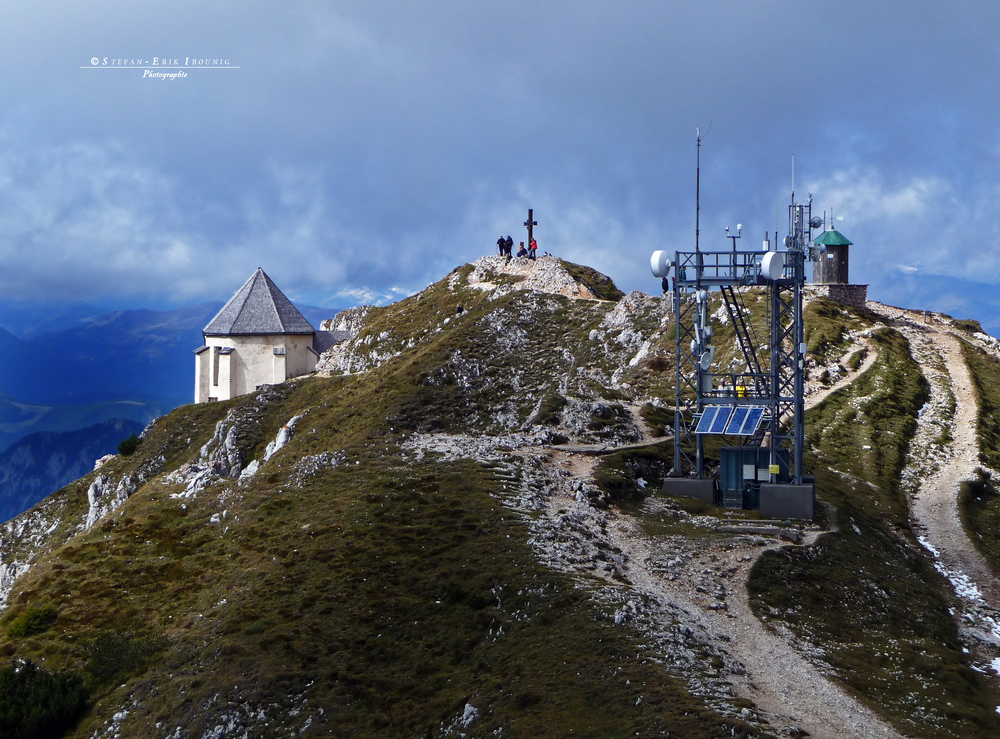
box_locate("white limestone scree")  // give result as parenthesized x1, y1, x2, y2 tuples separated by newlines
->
(194, 268, 348, 403)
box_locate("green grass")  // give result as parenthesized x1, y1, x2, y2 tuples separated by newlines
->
(804, 297, 873, 365)
(962, 339, 1000, 471)
(958, 469, 1000, 573)
(952, 318, 984, 333)
(639, 403, 674, 436)
(4, 606, 59, 640)
(593, 442, 674, 504)
(530, 393, 567, 425)
(557, 260, 626, 301)
(803, 328, 927, 526)
(0, 334, 755, 737)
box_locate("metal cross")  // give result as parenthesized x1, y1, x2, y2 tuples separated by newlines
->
(524, 208, 537, 246)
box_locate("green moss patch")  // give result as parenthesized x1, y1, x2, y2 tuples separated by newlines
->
(4, 606, 59, 640)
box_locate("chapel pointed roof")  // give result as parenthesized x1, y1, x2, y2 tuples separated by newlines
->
(204, 268, 315, 336)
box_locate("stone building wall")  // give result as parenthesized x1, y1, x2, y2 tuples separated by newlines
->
(808, 284, 868, 311)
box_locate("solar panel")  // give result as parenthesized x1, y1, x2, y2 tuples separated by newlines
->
(743, 407, 765, 434)
(725, 406, 749, 435)
(694, 406, 721, 434)
(695, 406, 734, 434)
(728, 406, 765, 435)
(709, 407, 732, 434)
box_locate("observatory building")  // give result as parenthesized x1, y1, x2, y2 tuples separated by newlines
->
(193, 268, 345, 403)
(810, 227, 867, 309)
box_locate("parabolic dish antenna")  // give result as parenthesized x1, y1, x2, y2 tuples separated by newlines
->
(650, 250, 673, 277)
(761, 251, 784, 280)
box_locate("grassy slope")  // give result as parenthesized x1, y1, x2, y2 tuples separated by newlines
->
(749, 317, 1000, 737)
(958, 340, 1000, 570)
(0, 268, 758, 737)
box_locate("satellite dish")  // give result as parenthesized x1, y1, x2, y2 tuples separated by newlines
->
(810, 216, 823, 229)
(699, 346, 716, 370)
(650, 250, 673, 277)
(761, 251, 784, 280)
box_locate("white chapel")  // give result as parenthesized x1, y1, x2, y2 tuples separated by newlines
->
(194, 268, 343, 403)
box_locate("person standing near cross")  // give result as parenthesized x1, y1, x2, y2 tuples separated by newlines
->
(524, 209, 537, 260)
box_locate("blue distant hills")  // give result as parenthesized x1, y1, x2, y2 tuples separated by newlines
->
(0, 300, 340, 452)
(0, 299, 341, 522)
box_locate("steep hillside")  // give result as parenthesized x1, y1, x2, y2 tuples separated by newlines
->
(1, 255, 1000, 738)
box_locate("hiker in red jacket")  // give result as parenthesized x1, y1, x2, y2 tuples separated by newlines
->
(529, 238, 537, 260)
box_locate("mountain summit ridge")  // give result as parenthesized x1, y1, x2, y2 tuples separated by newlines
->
(4, 259, 1000, 737)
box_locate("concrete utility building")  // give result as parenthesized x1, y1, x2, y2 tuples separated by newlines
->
(194, 268, 344, 403)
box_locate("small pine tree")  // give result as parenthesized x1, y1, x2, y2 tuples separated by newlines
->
(117, 433, 141, 456)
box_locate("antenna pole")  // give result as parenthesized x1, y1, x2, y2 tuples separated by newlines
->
(695, 128, 701, 253)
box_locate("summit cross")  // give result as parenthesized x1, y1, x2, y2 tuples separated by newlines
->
(524, 208, 537, 247)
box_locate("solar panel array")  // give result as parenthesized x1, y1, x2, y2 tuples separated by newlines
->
(695, 405, 766, 436)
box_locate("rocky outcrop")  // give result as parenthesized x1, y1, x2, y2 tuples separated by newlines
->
(463, 255, 602, 300)
(320, 306, 373, 335)
(85, 453, 165, 529)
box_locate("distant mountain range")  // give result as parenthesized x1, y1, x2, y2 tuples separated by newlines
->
(0, 300, 340, 451)
(0, 417, 143, 523)
(0, 299, 342, 523)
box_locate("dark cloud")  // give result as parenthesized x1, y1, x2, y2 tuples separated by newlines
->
(0, 1, 997, 315)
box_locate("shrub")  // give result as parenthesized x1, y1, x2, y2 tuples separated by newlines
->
(531, 394, 567, 426)
(85, 630, 166, 685)
(5, 606, 58, 640)
(0, 661, 87, 739)
(117, 433, 141, 456)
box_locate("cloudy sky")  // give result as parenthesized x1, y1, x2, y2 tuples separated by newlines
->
(1, 1, 999, 326)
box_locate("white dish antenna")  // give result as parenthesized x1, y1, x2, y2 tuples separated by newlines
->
(650, 250, 673, 277)
(761, 251, 784, 280)
(699, 346, 716, 370)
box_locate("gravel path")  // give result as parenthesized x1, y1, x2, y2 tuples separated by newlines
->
(908, 331, 1000, 602)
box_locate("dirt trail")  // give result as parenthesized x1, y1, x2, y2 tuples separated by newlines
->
(910, 331, 1000, 601)
(805, 341, 877, 411)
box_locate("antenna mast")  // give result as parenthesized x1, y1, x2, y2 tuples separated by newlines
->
(695, 128, 701, 253)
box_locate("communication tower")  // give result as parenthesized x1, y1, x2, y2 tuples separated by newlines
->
(651, 154, 823, 518)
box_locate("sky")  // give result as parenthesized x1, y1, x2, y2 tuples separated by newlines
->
(2, 1, 1000, 328)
